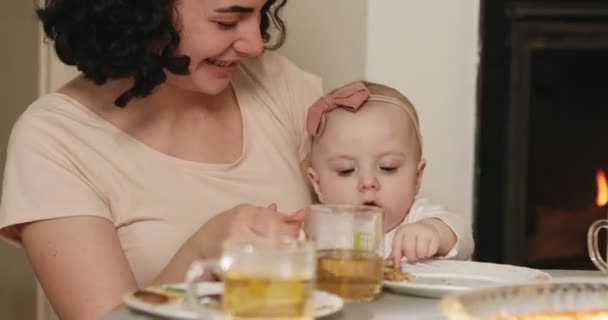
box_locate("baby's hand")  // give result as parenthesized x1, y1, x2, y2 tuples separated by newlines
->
(388, 222, 440, 268)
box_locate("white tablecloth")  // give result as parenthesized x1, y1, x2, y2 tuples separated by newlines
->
(102, 270, 605, 320)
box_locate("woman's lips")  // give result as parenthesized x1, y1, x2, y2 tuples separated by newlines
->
(205, 59, 239, 77)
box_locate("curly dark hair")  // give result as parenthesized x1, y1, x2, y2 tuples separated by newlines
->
(37, 0, 288, 107)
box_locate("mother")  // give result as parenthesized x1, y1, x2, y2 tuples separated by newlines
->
(0, 0, 320, 318)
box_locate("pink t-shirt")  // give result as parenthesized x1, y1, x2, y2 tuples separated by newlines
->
(0, 52, 322, 286)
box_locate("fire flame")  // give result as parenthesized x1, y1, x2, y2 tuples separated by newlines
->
(596, 169, 608, 207)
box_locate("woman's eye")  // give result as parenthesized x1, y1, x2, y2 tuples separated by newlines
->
(216, 21, 238, 30)
(337, 168, 355, 176)
(380, 166, 397, 173)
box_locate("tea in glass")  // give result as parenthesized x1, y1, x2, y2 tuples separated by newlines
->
(223, 271, 313, 320)
(305, 205, 384, 302)
(186, 239, 316, 320)
(316, 249, 383, 302)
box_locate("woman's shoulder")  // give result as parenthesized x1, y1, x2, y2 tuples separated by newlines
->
(10, 93, 112, 150)
(17, 93, 99, 124)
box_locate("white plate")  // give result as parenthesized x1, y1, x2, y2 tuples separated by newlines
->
(383, 260, 551, 298)
(123, 282, 343, 319)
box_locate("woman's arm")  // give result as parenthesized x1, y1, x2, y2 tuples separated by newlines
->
(21, 204, 305, 320)
(21, 216, 137, 320)
(21, 216, 203, 320)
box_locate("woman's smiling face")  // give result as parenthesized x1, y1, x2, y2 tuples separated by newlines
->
(166, 0, 267, 95)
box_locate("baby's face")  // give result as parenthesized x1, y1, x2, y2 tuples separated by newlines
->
(308, 101, 425, 231)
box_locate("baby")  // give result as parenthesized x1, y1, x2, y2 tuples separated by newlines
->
(305, 81, 472, 267)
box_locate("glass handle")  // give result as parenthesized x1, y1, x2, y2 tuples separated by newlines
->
(185, 259, 224, 319)
(587, 219, 608, 272)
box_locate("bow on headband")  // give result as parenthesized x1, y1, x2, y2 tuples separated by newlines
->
(305, 82, 423, 153)
(306, 82, 370, 137)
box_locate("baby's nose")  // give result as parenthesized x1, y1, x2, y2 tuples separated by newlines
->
(358, 175, 380, 191)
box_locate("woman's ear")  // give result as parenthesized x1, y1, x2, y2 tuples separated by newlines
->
(415, 158, 427, 194)
(306, 167, 324, 203)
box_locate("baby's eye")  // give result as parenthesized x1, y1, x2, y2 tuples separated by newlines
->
(337, 168, 355, 176)
(380, 166, 398, 173)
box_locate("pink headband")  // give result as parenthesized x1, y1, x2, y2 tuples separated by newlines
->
(305, 82, 422, 151)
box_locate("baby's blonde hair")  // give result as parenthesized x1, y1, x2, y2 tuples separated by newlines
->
(361, 81, 422, 159)
(362, 81, 420, 126)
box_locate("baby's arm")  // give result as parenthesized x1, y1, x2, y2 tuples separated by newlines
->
(419, 218, 457, 255)
(387, 198, 474, 267)
(387, 219, 455, 267)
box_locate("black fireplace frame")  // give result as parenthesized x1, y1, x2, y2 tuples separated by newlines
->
(475, 1, 608, 265)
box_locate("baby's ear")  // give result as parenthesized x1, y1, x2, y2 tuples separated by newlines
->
(415, 158, 427, 195)
(306, 167, 325, 203)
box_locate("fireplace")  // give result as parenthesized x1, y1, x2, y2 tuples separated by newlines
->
(475, 1, 608, 268)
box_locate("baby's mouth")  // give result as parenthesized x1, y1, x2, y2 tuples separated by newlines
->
(363, 201, 382, 208)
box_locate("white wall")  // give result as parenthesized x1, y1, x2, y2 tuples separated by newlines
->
(365, 1, 480, 219)
(279, 0, 367, 91)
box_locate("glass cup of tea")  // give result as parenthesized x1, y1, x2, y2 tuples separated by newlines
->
(588, 219, 608, 272)
(185, 238, 316, 320)
(305, 204, 384, 302)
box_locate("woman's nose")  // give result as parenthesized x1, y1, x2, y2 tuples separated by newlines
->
(233, 21, 264, 57)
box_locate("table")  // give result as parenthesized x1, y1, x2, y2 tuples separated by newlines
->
(103, 270, 605, 320)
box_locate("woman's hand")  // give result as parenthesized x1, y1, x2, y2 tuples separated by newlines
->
(190, 203, 307, 259)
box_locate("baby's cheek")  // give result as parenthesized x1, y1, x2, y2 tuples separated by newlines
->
(384, 210, 405, 231)
(323, 191, 357, 205)
(319, 181, 358, 205)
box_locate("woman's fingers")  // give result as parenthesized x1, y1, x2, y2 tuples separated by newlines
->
(284, 208, 306, 222)
(249, 207, 303, 239)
